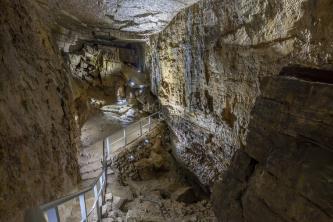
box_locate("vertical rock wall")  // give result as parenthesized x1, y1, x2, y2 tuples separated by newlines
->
(212, 75, 333, 221)
(0, 0, 80, 221)
(145, 0, 333, 187)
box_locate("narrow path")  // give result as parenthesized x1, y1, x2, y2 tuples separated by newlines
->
(79, 110, 159, 186)
(56, 111, 159, 221)
(79, 112, 125, 186)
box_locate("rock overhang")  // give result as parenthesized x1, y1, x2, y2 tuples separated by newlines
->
(44, 0, 200, 40)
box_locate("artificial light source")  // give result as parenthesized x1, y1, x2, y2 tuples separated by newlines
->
(116, 99, 128, 105)
(128, 155, 135, 162)
(128, 79, 135, 87)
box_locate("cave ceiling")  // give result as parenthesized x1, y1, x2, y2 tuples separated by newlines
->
(43, 0, 199, 40)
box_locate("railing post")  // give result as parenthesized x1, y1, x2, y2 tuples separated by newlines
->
(124, 128, 127, 145)
(79, 194, 87, 222)
(148, 116, 151, 131)
(139, 120, 143, 136)
(103, 164, 107, 205)
(47, 207, 60, 222)
(99, 176, 104, 205)
(109, 137, 111, 157)
(103, 139, 106, 166)
(94, 185, 101, 221)
(107, 137, 110, 157)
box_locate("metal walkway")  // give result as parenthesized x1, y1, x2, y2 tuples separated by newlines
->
(39, 112, 161, 222)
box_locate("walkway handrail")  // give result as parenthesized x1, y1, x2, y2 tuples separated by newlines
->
(39, 162, 106, 222)
(104, 112, 161, 157)
(39, 111, 161, 222)
(40, 170, 104, 211)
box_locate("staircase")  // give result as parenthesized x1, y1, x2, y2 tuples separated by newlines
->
(39, 112, 161, 222)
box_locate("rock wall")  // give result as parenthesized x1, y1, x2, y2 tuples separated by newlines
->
(68, 44, 126, 125)
(67, 43, 149, 126)
(0, 0, 80, 221)
(212, 75, 333, 222)
(145, 0, 333, 187)
(69, 45, 123, 83)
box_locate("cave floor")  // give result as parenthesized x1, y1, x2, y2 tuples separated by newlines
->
(78, 107, 158, 186)
(57, 120, 216, 222)
(101, 123, 217, 222)
(79, 111, 125, 186)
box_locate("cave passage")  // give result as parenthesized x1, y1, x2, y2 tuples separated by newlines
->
(1, 0, 333, 222)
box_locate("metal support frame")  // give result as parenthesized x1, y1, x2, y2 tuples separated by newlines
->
(94, 185, 101, 221)
(47, 207, 60, 222)
(79, 194, 87, 221)
(124, 128, 127, 145)
(99, 176, 104, 205)
(103, 168, 107, 205)
(148, 116, 151, 131)
(40, 112, 161, 222)
(105, 137, 110, 157)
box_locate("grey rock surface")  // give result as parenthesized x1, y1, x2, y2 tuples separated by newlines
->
(45, 0, 200, 35)
(145, 0, 333, 187)
(212, 75, 333, 222)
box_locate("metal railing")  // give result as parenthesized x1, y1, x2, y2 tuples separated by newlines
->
(40, 165, 106, 222)
(39, 112, 161, 222)
(104, 112, 160, 156)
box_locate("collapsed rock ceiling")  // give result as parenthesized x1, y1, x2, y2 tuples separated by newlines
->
(47, 0, 200, 36)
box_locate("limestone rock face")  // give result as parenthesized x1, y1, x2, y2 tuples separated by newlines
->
(105, 0, 200, 34)
(69, 45, 123, 84)
(145, 0, 333, 187)
(212, 75, 333, 222)
(67, 43, 150, 125)
(45, 0, 200, 36)
(69, 44, 126, 118)
(0, 0, 80, 221)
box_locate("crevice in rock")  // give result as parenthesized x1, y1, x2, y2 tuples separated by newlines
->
(279, 66, 333, 84)
(238, 157, 259, 221)
(256, 197, 290, 222)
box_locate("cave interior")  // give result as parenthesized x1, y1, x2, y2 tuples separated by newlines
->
(0, 0, 332, 222)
